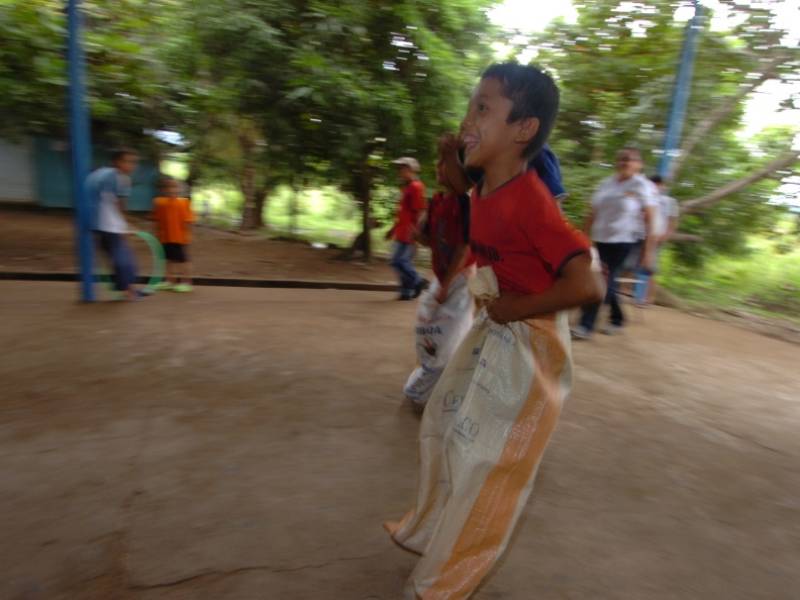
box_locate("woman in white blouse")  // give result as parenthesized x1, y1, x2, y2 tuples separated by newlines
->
(573, 147, 657, 339)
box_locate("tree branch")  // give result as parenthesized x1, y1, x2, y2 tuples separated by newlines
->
(669, 233, 704, 243)
(681, 149, 800, 214)
(669, 54, 790, 180)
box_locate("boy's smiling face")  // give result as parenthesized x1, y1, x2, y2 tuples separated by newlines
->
(460, 77, 538, 171)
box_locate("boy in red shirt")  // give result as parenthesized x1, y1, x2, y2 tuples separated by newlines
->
(387, 157, 428, 300)
(387, 63, 603, 599)
(404, 134, 475, 408)
(152, 177, 195, 292)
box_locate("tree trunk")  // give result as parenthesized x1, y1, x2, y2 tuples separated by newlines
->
(254, 186, 269, 230)
(242, 186, 268, 230)
(681, 149, 799, 214)
(289, 186, 299, 238)
(239, 161, 259, 230)
(186, 160, 199, 201)
(355, 167, 373, 262)
(238, 130, 264, 231)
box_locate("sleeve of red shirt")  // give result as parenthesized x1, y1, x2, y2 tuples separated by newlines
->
(183, 199, 195, 223)
(411, 181, 426, 213)
(522, 190, 591, 276)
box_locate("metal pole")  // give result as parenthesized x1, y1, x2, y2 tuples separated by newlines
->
(67, 0, 94, 301)
(659, 0, 703, 181)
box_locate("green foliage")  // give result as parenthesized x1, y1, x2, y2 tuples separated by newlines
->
(525, 0, 799, 265)
(0, 0, 182, 152)
(2, 0, 797, 280)
(661, 222, 800, 322)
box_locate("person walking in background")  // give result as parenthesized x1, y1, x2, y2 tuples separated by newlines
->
(634, 174, 680, 305)
(386, 157, 429, 301)
(152, 177, 195, 292)
(572, 146, 658, 339)
(88, 148, 149, 301)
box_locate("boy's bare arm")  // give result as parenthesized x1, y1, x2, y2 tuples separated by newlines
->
(642, 205, 657, 267)
(435, 243, 470, 303)
(487, 253, 604, 324)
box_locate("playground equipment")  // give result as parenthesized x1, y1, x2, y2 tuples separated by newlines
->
(97, 231, 166, 297)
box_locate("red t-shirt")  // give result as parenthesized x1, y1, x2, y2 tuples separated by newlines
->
(424, 191, 476, 282)
(393, 180, 426, 243)
(470, 171, 590, 295)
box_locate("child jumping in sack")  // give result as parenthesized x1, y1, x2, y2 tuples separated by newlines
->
(386, 63, 603, 600)
(403, 133, 476, 410)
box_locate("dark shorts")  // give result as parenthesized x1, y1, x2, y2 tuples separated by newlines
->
(163, 243, 189, 263)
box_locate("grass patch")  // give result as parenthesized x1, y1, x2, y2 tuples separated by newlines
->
(661, 235, 800, 324)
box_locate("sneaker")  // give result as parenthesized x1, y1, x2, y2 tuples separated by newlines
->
(570, 325, 592, 340)
(413, 279, 430, 299)
(601, 324, 623, 336)
(154, 281, 173, 291)
(173, 283, 193, 293)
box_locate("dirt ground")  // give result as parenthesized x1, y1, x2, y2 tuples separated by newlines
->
(1, 281, 798, 600)
(0, 210, 401, 284)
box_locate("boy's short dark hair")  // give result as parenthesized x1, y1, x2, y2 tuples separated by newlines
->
(649, 174, 664, 184)
(482, 63, 560, 160)
(620, 146, 642, 160)
(111, 148, 137, 163)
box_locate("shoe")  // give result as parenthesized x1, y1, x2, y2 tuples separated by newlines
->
(413, 279, 430, 299)
(570, 325, 592, 340)
(397, 295, 413, 301)
(138, 287, 156, 296)
(601, 324, 623, 336)
(173, 283, 193, 293)
(154, 281, 173, 291)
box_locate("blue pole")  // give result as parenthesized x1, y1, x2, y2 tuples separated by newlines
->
(67, 0, 95, 302)
(659, 0, 703, 180)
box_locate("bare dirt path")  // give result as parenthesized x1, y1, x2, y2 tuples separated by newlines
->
(1, 282, 798, 599)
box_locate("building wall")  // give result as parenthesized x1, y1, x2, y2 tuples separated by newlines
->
(0, 138, 35, 202)
(34, 138, 159, 211)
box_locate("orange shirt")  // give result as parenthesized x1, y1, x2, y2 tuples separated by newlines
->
(470, 171, 589, 295)
(152, 197, 194, 244)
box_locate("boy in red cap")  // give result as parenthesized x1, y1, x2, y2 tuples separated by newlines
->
(387, 156, 428, 300)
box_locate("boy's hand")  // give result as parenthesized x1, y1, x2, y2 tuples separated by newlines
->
(435, 286, 449, 304)
(486, 294, 525, 325)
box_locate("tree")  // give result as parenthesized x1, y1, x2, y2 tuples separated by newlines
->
(519, 0, 799, 264)
(166, 0, 496, 245)
(0, 0, 182, 156)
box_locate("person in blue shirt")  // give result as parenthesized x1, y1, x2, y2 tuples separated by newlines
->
(87, 148, 149, 300)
